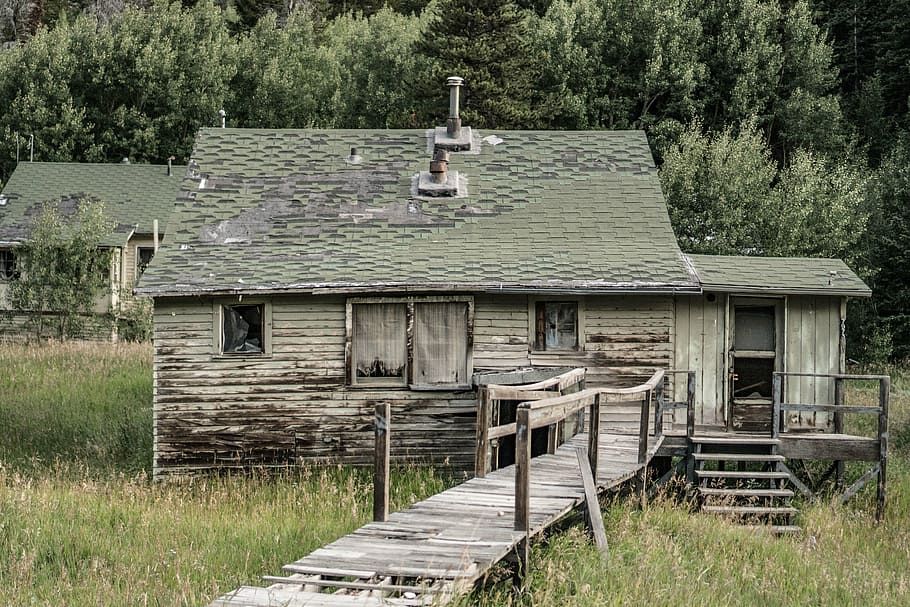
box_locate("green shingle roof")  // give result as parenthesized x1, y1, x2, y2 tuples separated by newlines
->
(688, 254, 870, 297)
(0, 162, 183, 247)
(136, 128, 699, 296)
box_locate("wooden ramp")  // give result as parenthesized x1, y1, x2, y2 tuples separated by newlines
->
(210, 431, 663, 607)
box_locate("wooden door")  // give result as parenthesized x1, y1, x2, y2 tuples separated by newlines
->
(729, 302, 778, 432)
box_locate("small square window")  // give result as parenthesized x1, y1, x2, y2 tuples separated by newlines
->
(222, 304, 265, 354)
(136, 247, 155, 278)
(535, 301, 578, 350)
(0, 250, 17, 281)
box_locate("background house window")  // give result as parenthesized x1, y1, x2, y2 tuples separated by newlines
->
(0, 250, 17, 280)
(535, 301, 578, 350)
(136, 247, 155, 277)
(350, 298, 472, 388)
(222, 304, 265, 354)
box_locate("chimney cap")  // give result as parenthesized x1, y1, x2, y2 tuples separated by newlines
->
(446, 76, 464, 87)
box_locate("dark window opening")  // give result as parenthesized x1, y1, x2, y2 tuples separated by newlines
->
(136, 247, 155, 277)
(535, 301, 578, 350)
(222, 304, 264, 354)
(0, 250, 17, 280)
(733, 358, 774, 399)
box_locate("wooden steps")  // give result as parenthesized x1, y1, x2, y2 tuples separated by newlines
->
(690, 434, 800, 533)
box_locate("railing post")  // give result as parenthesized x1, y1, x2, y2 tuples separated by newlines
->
(834, 376, 845, 489)
(638, 389, 651, 465)
(475, 387, 490, 478)
(772, 374, 782, 440)
(514, 406, 531, 534)
(587, 393, 601, 481)
(686, 371, 696, 440)
(877, 376, 889, 522)
(373, 402, 390, 523)
(653, 377, 665, 439)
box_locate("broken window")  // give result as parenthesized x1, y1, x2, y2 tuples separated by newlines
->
(535, 302, 578, 350)
(0, 250, 17, 280)
(136, 247, 155, 278)
(350, 298, 472, 388)
(222, 304, 264, 354)
(353, 303, 407, 384)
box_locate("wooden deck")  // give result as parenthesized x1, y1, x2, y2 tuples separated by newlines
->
(209, 430, 662, 607)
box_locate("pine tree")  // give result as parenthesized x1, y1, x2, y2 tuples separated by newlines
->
(415, 0, 542, 129)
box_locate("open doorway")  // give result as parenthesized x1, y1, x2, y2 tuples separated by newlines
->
(729, 301, 780, 432)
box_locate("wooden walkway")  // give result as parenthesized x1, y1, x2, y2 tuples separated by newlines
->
(209, 430, 662, 607)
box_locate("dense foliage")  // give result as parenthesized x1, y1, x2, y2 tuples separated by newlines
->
(0, 0, 907, 360)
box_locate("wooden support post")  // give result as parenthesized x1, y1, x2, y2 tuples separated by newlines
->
(638, 390, 651, 465)
(653, 378, 664, 439)
(475, 387, 490, 478)
(547, 422, 558, 454)
(834, 376, 845, 490)
(772, 374, 782, 440)
(373, 402, 390, 523)
(514, 406, 531, 579)
(575, 447, 608, 559)
(686, 371, 696, 440)
(514, 407, 531, 535)
(877, 376, 889, 523)
(587, 393, 601, 481)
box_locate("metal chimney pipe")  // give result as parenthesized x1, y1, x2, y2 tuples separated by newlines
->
(429, 149, 450, 184)
(446, 76, 464, 139)
(167, 155, 175, 176)
(219, 109, 226, 128)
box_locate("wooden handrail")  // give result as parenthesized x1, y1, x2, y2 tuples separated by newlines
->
(514, 369, 663, 533)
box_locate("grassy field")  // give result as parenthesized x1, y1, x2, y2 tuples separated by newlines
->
(1, 342, 909, 606)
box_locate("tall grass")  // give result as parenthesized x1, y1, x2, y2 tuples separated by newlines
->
(2, 343, 909, 605)
(0, 342, 152, 472)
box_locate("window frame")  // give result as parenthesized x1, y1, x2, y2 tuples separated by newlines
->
(135, 246, 155, 279)
(529, 298, 584, 352)
(0, 249, 17, 281)
(212, 299, 272, 358)
(346, 295, 474, 390)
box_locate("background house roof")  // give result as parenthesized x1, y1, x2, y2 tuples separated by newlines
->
(0, 162, 182, 247)
(136, 128, 700, 296)
(688, 254, 871, 297)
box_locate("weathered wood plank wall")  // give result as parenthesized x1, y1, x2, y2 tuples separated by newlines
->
(153, 293, 675, 476)
(674, 294, 725, 426)
(785, 295, 840, 430)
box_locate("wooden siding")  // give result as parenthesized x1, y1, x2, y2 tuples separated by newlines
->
(784, 295, 840, 430)
(154, 293, 675, 476)
(674, 294, 726, 426)
(675, 293, 843, 431)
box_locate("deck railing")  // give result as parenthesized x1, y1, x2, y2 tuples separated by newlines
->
(772, 371, 889, 520)
(513, 369, 665, 534)
(475, 368, 587, 478)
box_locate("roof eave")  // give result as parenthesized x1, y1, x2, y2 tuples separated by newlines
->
(137, 279, 703, 298)
(700, 284, 872, 298)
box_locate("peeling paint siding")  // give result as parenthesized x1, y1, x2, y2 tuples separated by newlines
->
(152, 293, 675, 477)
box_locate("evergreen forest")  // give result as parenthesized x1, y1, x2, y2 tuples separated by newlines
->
(1, 0, 908, 361)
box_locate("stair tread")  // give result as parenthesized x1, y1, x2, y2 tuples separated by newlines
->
(696, 470, 789, 479)
(692, 436, 780, 446)
(699, 488, 794, 497)
(703, 505, 798, 515)
(693, 453, 785, 462)
(743, 525, 801, 534)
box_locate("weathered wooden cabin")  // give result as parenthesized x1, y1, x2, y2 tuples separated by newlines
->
(0, 161, 182, 339)
(136, 101, 869, 477)
(678, 254, 870, 433)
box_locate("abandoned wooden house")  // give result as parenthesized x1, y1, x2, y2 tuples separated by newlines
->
(136, 80, 873, 481)
(0, 161, 182, 339)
